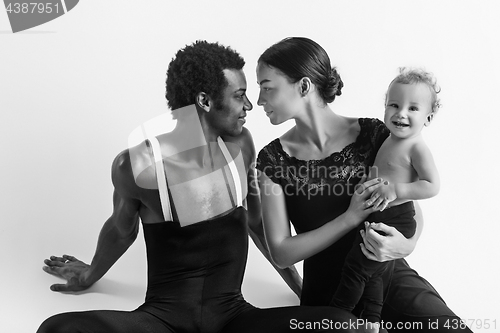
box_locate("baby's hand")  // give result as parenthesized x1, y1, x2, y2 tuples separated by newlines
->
(370, 181, 396, 211)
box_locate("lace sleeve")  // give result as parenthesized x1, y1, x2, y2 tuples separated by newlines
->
(367, 118, 390, 152)
(256, 139, 282, 185)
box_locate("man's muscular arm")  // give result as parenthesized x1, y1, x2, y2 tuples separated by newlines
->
(43, 151, 141, 292)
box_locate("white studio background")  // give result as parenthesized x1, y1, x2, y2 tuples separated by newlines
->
(1, 1, 499, 332)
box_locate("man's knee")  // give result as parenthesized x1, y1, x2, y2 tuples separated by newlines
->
(37, 313, 77, 333)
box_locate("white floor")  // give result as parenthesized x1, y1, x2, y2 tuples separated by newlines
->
(2, 231, 300, 332)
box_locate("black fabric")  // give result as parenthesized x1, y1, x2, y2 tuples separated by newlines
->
(331, 202, 416, 322)
(257, 118, 390, 306)
(37, 208, 362, 333)
(139, 206, 253, 332)
(257, 118, 473, 332)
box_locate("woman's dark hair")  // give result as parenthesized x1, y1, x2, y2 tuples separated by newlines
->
(258, 37, 343, 104)
(166, 40, 245, 111)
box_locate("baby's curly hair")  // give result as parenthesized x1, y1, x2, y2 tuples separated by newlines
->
(390, 67, 442, 113)
(165, 41, 245, 112)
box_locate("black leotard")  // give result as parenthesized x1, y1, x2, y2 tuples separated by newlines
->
(138, 206, 254, 332)
(37, 137, 362, 333)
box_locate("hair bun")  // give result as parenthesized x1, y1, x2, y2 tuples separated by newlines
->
(329, 68, 343, 96)
(321, 67, 343, 103)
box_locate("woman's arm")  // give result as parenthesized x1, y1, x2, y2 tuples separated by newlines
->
(360, 201, 424, 262)
(260, 173, 384, 268)
(247, 167, 303, 297)
(237, 129, 303, 296)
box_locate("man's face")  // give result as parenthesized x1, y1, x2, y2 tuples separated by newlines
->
(207, 69, 253, 137)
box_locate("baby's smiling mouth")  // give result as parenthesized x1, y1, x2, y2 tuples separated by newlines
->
(392, 121, 409, 127)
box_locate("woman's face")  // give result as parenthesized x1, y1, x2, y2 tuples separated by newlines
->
(256, 62, 303, 125)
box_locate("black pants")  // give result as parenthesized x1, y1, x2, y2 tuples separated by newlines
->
(330, 202, 416, 323)
(37, 305, 365, 333)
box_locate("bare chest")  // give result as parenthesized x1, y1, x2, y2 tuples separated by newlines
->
(372, 140, 416, 183)
(139, 144, 247, 224)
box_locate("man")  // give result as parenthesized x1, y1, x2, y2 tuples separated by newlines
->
(38, 41, 360, 333)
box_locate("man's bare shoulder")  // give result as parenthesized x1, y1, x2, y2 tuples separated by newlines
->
(111, 146, 152, 197)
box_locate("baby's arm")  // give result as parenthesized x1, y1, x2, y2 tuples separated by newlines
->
(396, 140, 440, 200)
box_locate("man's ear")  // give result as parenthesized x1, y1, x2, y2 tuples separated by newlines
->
(195, 92, 211, 112)
(425, 112, 435, 126)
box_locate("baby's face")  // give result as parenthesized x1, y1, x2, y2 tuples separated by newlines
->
(384, 82, 434, 140)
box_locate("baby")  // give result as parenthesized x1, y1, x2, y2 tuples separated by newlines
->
(330, 68, 441, 333)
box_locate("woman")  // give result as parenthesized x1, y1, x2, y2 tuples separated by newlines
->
(256, 37, 472, 333)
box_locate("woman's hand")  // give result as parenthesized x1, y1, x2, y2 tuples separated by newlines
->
(42, 255, 93, 292)
(346, 176, 385, 223)
(359, 222, 417, 262)
(370, 181, 397, 211)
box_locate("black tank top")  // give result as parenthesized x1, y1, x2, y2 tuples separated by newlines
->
(137, 136, 253, 332)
